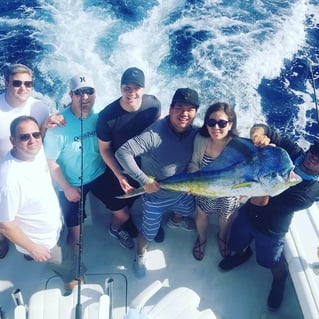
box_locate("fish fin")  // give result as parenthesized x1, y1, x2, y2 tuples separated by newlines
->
(115, 187, 145, 199)
(231, 182, 258, 189)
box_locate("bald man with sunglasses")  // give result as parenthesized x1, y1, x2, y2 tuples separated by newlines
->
(0, 116, 83, 294)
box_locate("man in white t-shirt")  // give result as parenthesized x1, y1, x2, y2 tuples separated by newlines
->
(0, 63, 64, 258)
(0, 116, 83, 294)
(0, 64, 49, 160)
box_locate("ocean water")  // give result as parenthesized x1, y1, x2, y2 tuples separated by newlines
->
(0, 0, 318, 146)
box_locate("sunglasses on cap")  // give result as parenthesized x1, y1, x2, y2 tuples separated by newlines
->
(207, 118, 229, 128)
(73, 88, 95, 96)
(18, 132, 41, 142)
(11, 80, 33, 88)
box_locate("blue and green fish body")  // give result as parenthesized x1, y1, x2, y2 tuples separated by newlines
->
(160, 146, 301, 198)
(117, 146, 302, 199)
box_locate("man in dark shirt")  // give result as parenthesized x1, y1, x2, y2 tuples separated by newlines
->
(219, 124, 319, 311)
(96, 67, 161, 249)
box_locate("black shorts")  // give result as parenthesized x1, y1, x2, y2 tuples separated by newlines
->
(101, 167, 139, 211)
(58, 169, 139, 227)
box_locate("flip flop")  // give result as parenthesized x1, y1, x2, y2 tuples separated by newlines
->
(217, 232, 230, 258)
(192, 236, 206, 261)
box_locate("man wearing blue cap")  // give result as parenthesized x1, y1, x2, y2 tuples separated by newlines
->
(97, 67, 161, 249)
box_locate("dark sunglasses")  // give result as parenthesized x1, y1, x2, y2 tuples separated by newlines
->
(18, 132, 41, 142)
(207, 118, 229, 128)
(12, 80, 33, 88)
(73, 88, 95, 96)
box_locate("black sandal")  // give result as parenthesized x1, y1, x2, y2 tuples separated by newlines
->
(217, 232, 230, 258)
(192, 236, 206, 261)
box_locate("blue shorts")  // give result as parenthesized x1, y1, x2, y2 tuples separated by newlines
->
(141, 193, 195, 241)
(228, 207, 285, 268)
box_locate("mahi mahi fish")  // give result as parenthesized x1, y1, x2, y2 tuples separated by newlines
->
(117, 146, 302, 199)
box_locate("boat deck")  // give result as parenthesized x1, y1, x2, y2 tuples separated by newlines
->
(0, 194, 304, 319)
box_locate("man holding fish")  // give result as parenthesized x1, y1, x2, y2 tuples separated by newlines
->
(219, 124, 319, 311)
(115, 88, 200, 278)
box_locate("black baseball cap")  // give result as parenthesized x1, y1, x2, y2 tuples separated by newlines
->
(171, 88, 200, 109)
(121, 67, 145, 87)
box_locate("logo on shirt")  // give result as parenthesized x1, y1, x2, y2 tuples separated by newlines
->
(74, 131, 96, 142)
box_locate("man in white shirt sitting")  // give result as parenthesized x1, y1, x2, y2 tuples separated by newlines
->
(0, 116, 83, 294)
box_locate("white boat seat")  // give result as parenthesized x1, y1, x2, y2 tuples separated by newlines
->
(127, 281, 217, 319)
(14, 284, 110, 319)
(285, 204, 319, 319)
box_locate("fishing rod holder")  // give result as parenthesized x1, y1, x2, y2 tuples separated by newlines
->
(0, 306, 6, 319)
(12, 289, 28, 319)
(11, 289, 25, 307)
(105, 278, 114, 319)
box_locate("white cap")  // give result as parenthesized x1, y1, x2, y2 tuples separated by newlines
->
(69, 73, 95, 91)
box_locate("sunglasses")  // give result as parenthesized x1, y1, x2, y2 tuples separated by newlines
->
(73, 88, 95, 96)
(11, 80, 33, 88)
(207, 119, 229, 128)
(18, 132, 42, 142)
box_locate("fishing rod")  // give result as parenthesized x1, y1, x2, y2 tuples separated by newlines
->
(307, 59, 319, 126)
(307, 59, 319, 240)
(75, 92, 85, 319)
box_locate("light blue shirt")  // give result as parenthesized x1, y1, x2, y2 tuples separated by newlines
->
(44, 107, 105, 187)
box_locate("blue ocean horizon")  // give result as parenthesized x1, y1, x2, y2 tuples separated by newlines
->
(0, 0, 318, 145)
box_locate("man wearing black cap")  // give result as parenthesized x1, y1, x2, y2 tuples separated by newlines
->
(115, 88, 200, 277)
(219, 124, 319, 311)
(97, 67, 161, 249)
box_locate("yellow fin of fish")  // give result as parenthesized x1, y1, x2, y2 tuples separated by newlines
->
(231, 181, 258, 189)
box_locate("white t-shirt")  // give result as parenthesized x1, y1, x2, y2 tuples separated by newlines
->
(0, 151, 62, 254)
(0, 93, 49, 161)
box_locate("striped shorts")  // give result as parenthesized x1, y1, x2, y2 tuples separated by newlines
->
(196, 196, 239, 222)
(196, 152, 239, 222)
(141, 192, 195, 241)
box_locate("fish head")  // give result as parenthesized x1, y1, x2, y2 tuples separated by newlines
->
(245, 146, 302, 197)
(287, 169, 303, 185)
(257, 167, 302, 197)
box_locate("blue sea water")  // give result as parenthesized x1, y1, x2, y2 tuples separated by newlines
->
(0, 0, 318, 146)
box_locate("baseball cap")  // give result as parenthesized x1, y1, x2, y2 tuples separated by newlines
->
(171, 88, 200, 109)
(69, 73, 95, 91)
(121, 67, 145, 87)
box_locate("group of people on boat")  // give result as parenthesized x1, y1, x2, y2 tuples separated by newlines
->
(1, 63, 319, 311)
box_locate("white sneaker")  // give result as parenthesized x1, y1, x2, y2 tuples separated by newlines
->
(133, 253, 147, 278)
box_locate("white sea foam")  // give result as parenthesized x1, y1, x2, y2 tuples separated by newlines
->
(4, 0, 315, 140)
